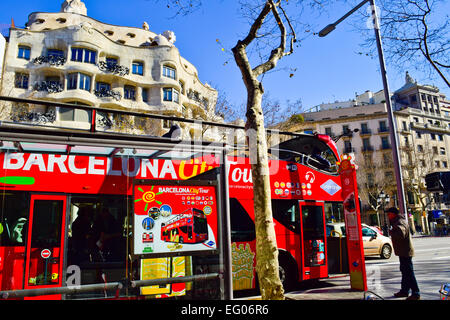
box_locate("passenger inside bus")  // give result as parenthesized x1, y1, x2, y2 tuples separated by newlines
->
(71, 207, 94, 264)
(92, 208, 122, 262)
(11, 217, 27, 244)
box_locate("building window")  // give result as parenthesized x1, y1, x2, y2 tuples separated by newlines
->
(179, 80, 185, 95)
(381, 136, 390, 149)
(435, 161, 440, 168)
(163, 88, 179, 103)
(59, 102, 90, 122)
(96, 82, 111, 92)
(106, 57, 118, 68)
(142, 88, 149, 102)
(124, 85, 136, 100)
(47, 49, 64, 58)
(433, 146, 438, 154)
(132, 61, 144, 75)
(67, 73, 91, 91)
(14, 73, 29, 89)
(71, 47, 96, 64)
(416, 131, 422, 139)
(163, 65, 176, 79)
(430, 133, 436, 140)
(443, 161, 448, 168)
(325, 127, 332, 136)
(402, 121, 408, 131)
(438, 134, 444, 141)
(379, 120, 388, 132)
(18, 46, 31, 60)
(417, 145, 423, 152)
(440, 147, 446, 155)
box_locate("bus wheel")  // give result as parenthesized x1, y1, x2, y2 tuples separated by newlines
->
(278, 256, 297, 292)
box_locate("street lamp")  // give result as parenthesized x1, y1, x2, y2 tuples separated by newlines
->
(319, 0, 408, 226)
(377, 190, 390, 236)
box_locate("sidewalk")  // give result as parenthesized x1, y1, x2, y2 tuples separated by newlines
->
(239, 275, 371, 300)
(285, 275, 366, 300)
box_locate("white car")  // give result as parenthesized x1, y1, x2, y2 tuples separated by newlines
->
(326, 223, 393, 259)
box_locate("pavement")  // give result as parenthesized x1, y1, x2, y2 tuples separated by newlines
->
(238, 274, 373, 300)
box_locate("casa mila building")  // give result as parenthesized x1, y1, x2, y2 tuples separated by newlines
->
(0, 0, 222, 139)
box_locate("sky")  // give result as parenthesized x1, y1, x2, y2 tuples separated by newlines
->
(1, 0, 449, 115)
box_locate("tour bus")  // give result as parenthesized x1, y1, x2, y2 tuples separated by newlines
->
(0, 132, 361, 299)
(160, 208, 208, 244)
(227, 133, 346, 291)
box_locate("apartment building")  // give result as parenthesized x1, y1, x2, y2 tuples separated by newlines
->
(0, 0, 222, 139)
(287, 72, 450, 231)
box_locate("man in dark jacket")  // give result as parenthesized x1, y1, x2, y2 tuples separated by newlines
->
(387, 207, 420, 300)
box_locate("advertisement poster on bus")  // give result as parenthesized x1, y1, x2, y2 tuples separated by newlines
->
(133, 181, 218, 256)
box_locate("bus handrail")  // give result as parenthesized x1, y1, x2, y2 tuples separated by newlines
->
(0, 273, 220, 299)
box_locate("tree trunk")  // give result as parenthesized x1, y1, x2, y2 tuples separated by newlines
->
(245, 83, 284, 300)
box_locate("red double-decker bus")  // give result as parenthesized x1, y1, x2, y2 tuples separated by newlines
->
(227, 133, 352, 291)
(0, 132, 365, 298)
(160, 208, 208, 244)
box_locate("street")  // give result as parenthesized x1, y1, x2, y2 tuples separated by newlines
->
(365, 236, 450, 300)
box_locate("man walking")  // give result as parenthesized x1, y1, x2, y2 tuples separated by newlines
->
(386, 207, 420, 300)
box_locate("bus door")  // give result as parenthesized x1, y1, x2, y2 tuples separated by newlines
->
(299, 201, 328, 280)
(24, 195, 67, 299)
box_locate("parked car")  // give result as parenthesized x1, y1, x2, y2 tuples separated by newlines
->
(326, 223, 392, 259)
(361, 224, 392, 259)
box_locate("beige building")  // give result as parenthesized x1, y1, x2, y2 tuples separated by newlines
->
(0, 0, 222, 139)
(288, 72, 450, 232)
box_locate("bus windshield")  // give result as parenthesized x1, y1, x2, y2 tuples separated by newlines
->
(269, 135, 339, 174)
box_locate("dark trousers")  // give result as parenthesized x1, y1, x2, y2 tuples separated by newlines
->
(399, 256, 420, 296)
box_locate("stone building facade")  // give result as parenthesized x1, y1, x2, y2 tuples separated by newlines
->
(287, 72, 450, 232)
(0, 0, 222, 139)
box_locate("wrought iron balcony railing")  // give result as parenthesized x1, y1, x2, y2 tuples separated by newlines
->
(97, 61, 130, 76)
(33, 55, 67, 66)
(94, 88, 122, 101)
(33, 81, 64, 93)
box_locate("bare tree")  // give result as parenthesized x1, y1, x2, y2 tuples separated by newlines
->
(355, 153, 394, 226)
(164, 0, 337, 299)
(358, 0, 450, 87)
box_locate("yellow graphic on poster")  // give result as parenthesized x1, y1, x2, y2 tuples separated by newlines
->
(141, 256, 192, 297)
(231, 243, 255, 290)
(140, 258, 171, 295)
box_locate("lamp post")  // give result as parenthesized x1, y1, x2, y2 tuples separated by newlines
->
(377, 190, 390, 236)
(319, 0, 408, 226)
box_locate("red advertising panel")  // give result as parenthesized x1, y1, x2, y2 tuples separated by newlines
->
(0, 152, 219, 195)
(338, 155, 367, 291)
(133, 181, 218, 256)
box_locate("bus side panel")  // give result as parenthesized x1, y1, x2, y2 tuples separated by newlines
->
(231, 199, 257, 291)
(0, 246, 25, 292)
(273, 223, 302, 282)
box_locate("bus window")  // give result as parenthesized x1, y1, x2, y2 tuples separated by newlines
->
(230, 198, 255, 242)
(30, 200, 64, 248)
(0, 192, 29, 246)
(301, 205, 325, 240)
(271, 200, 300, 234)
(193, 216, 208, 235)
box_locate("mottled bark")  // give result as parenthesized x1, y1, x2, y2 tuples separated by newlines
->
(231, 0, 295, 300)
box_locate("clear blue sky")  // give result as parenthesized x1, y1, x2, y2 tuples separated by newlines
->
(1, 0, 449, 113)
